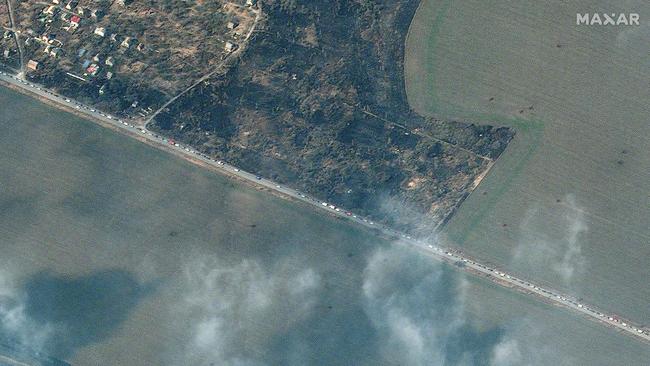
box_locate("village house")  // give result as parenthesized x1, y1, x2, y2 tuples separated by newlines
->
(224, 41, 236, 52)
(94, 27, 106, 37)
(91, 9, 104, 20)
(105, 56, 114, 67)
(120, 36, 131, 49)
(87, 63, 99, 76)
(70, 15, 81, 27)
(43, 5, 57, 16)
(49, 47, 61, 58)
(65, 0, 79, 10)
(27, 60, 39, 71)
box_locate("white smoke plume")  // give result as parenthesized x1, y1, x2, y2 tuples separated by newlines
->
(512, 194, 587, 286)
(0, 268, 54, 356)
(173, 254, 321, 366)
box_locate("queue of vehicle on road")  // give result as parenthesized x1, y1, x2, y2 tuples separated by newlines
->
(1, 70, 646, 340)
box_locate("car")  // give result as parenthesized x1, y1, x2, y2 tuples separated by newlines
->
(65, 98, 71, 103)
(234, 168, 240, 172)
(255, 176, 262, 180)
(275, 184, 281, 188)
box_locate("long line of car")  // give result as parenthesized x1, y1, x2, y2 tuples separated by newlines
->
(1, 70, 648, 344)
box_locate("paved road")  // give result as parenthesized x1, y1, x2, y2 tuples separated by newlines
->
(1, 71, 649, 346)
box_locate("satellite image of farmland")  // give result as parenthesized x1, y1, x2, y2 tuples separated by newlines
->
(1, 0, 649, 365)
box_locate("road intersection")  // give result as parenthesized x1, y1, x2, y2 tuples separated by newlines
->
(1, 71, 648, 347)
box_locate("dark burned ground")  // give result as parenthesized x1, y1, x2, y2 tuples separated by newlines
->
(150, 0, 513, 233)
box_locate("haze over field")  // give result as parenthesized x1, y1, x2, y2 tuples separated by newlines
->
(406, 0, 650, 323)
(1, 87, 649, 365)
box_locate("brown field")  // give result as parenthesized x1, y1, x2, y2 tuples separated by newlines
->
(2, 85, 650, 365)
(406, 0, 650, 323)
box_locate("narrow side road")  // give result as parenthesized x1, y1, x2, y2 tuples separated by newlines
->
(1, 71, 649, 349)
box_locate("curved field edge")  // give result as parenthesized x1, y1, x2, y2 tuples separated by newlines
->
(404, 0, 544, 243)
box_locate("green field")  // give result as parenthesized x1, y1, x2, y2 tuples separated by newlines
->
(2, 86, 650, 364)
(406, 0, 650, 323)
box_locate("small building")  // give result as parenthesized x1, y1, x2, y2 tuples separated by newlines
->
(50, 47, 61, 58)
(87, 63, 99, 76)
(120, 37, 131, 49)
(105, 56, 114, 67)
(94, 27, 106, 37)
(65, 0, 79, 10)
(91, 9, 104, 20)
(106, 71, 113, 79)
(246, 0, 255, 6)
(92, 53, 100, 62)
(70, 15, 81, 25)
(82, 59, 91, 69)
(27, 60, 39, 71)
(136, 43, 145, 52)
(43, 5, 57, 15)
(77, 48, 86, 58)
(224, 41, 236, 52)
(227, 21, 239, 30)
(3, 49, 9, 58)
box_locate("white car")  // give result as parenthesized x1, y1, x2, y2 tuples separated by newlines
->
(234, 168, 240, 172)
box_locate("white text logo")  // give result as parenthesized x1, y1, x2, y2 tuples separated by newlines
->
(576, 13, 639, 25)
